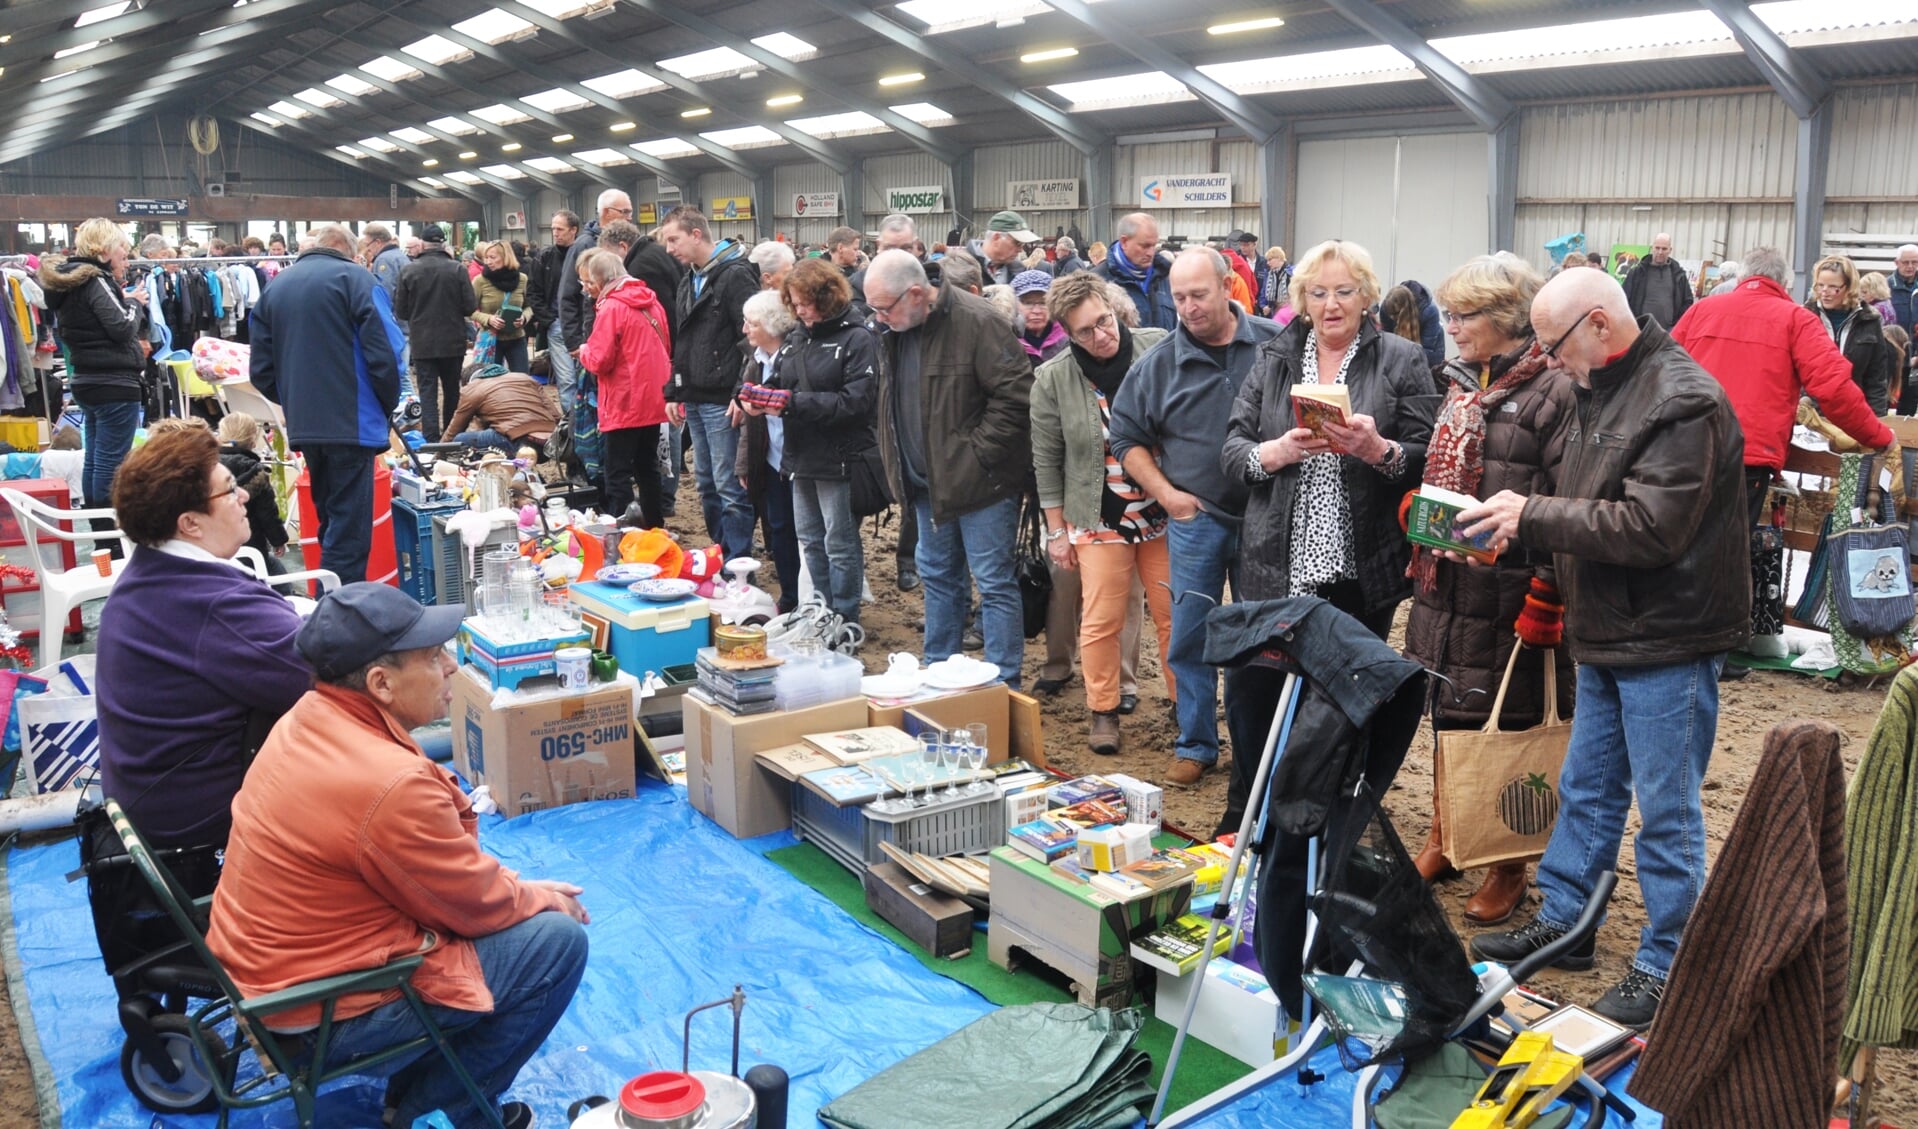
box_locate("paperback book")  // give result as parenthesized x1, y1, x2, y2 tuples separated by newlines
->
(1405, 484, 1500, 564)
(1292, 384, 1352, 449)
(1130, 913, 1234, 976)
(803, 726, 920, 764)
(799, 765, 887, 806)
(1008, 816, 1079, 863)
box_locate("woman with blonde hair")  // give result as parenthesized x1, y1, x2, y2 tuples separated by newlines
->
(1808, 254, 1896, 414)
(39, 218, 144, 527)
(471, 239, 530, 372)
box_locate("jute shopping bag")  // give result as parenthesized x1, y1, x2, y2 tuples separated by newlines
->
(1437, 644, 1570, 869)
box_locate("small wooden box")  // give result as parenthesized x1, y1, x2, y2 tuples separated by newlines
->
(862, 861, 974, 959)
(987, 846, 1190, 1008)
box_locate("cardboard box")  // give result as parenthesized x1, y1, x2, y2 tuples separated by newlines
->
(867, 683, 1049, 767)
(1152, 957, 1292, 1067)
(1076, 824, 1153, 872)
(1107, 773, 1164, 827)
(988, 845, 1188, 1008)
(683, 694, 869, 838)
(864, 861, 974, 959)
(449, 664, 637, 818)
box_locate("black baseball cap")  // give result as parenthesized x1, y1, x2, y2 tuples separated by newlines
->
(297, 583, 465, 681)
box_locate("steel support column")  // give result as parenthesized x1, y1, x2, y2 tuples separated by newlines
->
(1793, 103, 1832, 297)
(951, 151, 976, 240)
(1490, 118, 1519, 254)
(1259, 134, 1289, 260)
(841, 161, 865, 235)
(1085, 144, 1116, 246)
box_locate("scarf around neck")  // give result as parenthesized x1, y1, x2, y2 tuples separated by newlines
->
(1411, 338, 1549, 591)
(481, 264, 521, 294)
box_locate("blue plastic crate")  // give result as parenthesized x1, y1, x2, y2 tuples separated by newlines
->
(392, 496, 465, 605)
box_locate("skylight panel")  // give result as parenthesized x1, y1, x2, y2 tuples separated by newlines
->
(326, 73, 378, 96)
(1755, 0, 1917, 32)
(266, 100, 311, 119)
(659, 33, 816, 80)
(53, 41, 101, 59)
(402, 35, 471, 66)
(248, 112, 282, 126)
(787, 111, 886, 138)
(521, 88, 592, 113)
(1200, 45, 1412, 90)
(515, 0, 595, 16)
(469, 103, 533, 125)
(889, 102, 954, 124)
(361, 56, 421, 83)
(701, 125, 784, 148)
(480, 164, 526, 178)
(526, 156, 575, 172)
(1048, 71, 1193, 111)
(445, 170, 484, 185)
(752, 32, 816, 59)
(73, 2, 130, 29)
(452, 8, 536, 44)
(896, 0, 1049, 33)
(571, 148, 633, 165)
(582, 68, 668, 99)
(358, 136, 400, 152)
(1430, 11, 1728, 65)
(422, 176, 448, 188)
(390, 126, 434, 145)
(428, 116, 481, 136)
(336, 145, 367, 158)
(633, 138, 699, 158)
(294, 87, 343, 108)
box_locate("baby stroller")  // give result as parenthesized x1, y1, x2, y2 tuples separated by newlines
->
(74, 794, 227, 1113)
(1154, 597, 1634, 1128)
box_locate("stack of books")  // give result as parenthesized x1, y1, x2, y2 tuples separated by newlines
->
(1008, 816, 1079, 863)
(693, 650, 780, 715)
(1130, 912, 1234, 976)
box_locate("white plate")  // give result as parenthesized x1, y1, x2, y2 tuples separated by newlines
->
(922, 658, 1000, 691)
(596, 563, 663, 586)
(861, 672, 921, 698)
(631, 578, 698, 602)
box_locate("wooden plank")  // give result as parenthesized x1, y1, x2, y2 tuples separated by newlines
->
(0, 194, 475, 224)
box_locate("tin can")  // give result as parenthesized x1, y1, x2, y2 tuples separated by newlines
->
(714, 624, 767, 661)
(555, 646, 593, 690)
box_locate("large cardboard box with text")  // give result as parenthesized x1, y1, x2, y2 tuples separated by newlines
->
(683, 694, 869, 838)
(450, 664, 637, 818)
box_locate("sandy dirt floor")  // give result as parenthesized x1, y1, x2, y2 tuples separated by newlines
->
(1, 492, 1909, 1127)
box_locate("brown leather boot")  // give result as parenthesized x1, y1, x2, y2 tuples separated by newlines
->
(1415, 760, 1458, 882)
(1464, 863, 1530, 924)
(1088, 711, 1122, 756)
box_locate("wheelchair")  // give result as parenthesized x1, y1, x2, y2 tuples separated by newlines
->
(75, 796, 227, 1114)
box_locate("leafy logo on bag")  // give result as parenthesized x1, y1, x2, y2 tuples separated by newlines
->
(1497, 772, 1558, 836)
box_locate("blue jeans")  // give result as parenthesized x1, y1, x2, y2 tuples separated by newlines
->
(75, 395, 141, 507)
(792, 476, 864, 623)
(455, 429, 515, 456)
(496, 335, 529, 374)
(1534, 655, 1723, 979)
(759, 473, 801, 613)
(914, 494, 1023, 684)
(1166, 510, 1239, 765)
(547, 322, 576, 422)
(683, 402, 754, 559)
(323, 912, 588, 1129)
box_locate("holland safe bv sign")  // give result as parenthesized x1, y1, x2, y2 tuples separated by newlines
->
(886, 185, 945, 213)
(1138, 174, 1232, 209)
(791, 191, 841, 217)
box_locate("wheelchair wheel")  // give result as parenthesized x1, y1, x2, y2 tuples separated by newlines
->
(121, 1013, 221, 1114)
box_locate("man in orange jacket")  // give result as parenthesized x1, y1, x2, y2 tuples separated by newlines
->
(208, 584, 588, 1129)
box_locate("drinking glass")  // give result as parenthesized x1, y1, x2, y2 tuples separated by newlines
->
(965, 723, 988, 793)
(942, 729, 966, 799)
(917, 733, 942, 806)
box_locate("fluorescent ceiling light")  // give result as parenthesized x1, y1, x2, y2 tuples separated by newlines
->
(879, 72, 924, 86)
(680, 107, 710, 118)
(326, 72, 377, 96)
(358, 136, 400, 152)
(266, 100, 311, 119)
(610, 121, 637, 132)
(573, 147, 634, 165)
(889, 102, 954, 124)
(501, 141, 522, 151)
(336, 145, 367, 158)
(73, 2, 130, 29)
(634, 138, 699, 158)
(700, 125, 784, 148)
(248, 112, 282, 126)
(551, 132, 575, 142)
(897, 0, 1049, 34)
(1020, 47, 1078, 63)
(788, 110, 886, 138)
(429, 116, 480, 135)
(470, 103, 533, 125)
(391, 126, 434, 144)
(514, 0, 595, 16)
(446, 171, 483, 184)
(766, 94, 803, 107)
(422, 158, 440, 167)
(521, 88, 591, 113)
(402, 35, 470, 66)
(659, 33, 815, 80)
(293, 87, 343, 108)
(452, 8, 536, 44)
(526, 156, 574, 172)
(458, 150, 478, 159)
(53, 41, 101, 59)
(1049, 70, 1191, 109)
(361, 56, 422, 83)
(1208, 16, 1285, 35)
(582, 68, 668, 99)
(481, 164, 525, 178)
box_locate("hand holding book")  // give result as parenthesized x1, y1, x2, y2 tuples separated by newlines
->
(1428, 487, 1529, 566)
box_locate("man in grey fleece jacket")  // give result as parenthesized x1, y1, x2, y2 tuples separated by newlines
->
(1107, 248, 1281, 785)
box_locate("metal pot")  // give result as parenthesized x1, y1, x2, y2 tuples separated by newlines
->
(568, 1071, 755, 1129)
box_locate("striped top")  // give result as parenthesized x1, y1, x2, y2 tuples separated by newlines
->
(1068, 385, 1167, 546)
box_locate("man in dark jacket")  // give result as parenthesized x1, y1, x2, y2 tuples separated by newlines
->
(597, 220, 683, 337)
(1094, 212, 1177, 331)
(1462, 267, 1750, 1030)
(1052, 235, 1087, 278)
(1622, 232, 1695, 329)
(866, 250, 1032, 686)
(392, 225, 477, 439)
(660, 205, 759, 559)
(541, 209, 581, 422)
(250, 224, 402, 584)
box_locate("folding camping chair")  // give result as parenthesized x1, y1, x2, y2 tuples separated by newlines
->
(102, 798, 506, 1129)
(1152, 597, 1633, 1129)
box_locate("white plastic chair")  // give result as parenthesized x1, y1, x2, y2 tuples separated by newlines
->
(0, 488, 133, 665)
(231, 547, 342, 597)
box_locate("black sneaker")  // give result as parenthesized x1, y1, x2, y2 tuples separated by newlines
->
(1468, 917, 1596, 971)
(1591, 967, 1665, 1029)
(962, 627, 985, 651)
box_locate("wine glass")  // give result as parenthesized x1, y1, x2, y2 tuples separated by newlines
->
(941, 729, 966, 799)
(964, 723, 988, 794)
(917, 732, 942, 807)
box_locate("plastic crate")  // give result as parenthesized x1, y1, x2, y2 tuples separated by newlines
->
(393, 496, 465, 606)
(862, 788, 1001, 865)
(792, 784, 867, 873)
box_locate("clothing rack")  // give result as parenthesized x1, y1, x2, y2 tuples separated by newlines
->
(125, 255, 297, 267)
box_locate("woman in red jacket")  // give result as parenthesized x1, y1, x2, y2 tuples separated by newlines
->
(577, 247, 673, 527)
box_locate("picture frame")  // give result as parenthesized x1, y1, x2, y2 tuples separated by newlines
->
(580, 610, 611, 651)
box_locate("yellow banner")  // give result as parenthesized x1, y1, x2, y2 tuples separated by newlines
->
(710, 196, 754, 222)
(636, 203, 659, 226)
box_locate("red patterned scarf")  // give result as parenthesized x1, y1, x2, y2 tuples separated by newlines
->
(1411, 340, 1548, 591)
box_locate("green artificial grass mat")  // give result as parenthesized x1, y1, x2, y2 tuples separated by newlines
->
(766, 842, 1252, 1114)
(1728, 649, 1840, 678)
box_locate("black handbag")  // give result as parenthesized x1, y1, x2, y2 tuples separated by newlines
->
(544, 415, 575, 470)
(848, 448, 893, 519)
(1014, 493, 1052, 640)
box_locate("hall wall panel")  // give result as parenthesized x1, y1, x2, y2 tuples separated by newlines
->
(1517, 93, 1794, 202)
(1828, 83, 1918, 199)
(975, 139, 1087, 244)
(862, 152, 955, 241)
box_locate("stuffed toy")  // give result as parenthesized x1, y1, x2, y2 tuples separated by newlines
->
(679, 545, 728, 596)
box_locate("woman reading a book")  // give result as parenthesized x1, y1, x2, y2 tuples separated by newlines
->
(1402, 253, 1578, 925)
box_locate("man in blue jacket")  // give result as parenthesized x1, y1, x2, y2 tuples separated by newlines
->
(1093, 212, 1177, 331)
(249, 223, 401, 584)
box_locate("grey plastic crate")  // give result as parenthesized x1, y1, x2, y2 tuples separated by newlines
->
(791, 784, 867, 873)
(862, 788, 1001, 864)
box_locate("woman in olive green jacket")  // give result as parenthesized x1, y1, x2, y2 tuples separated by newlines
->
(1030, 271, 1173, 756)
(471, 240, 530, 373)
